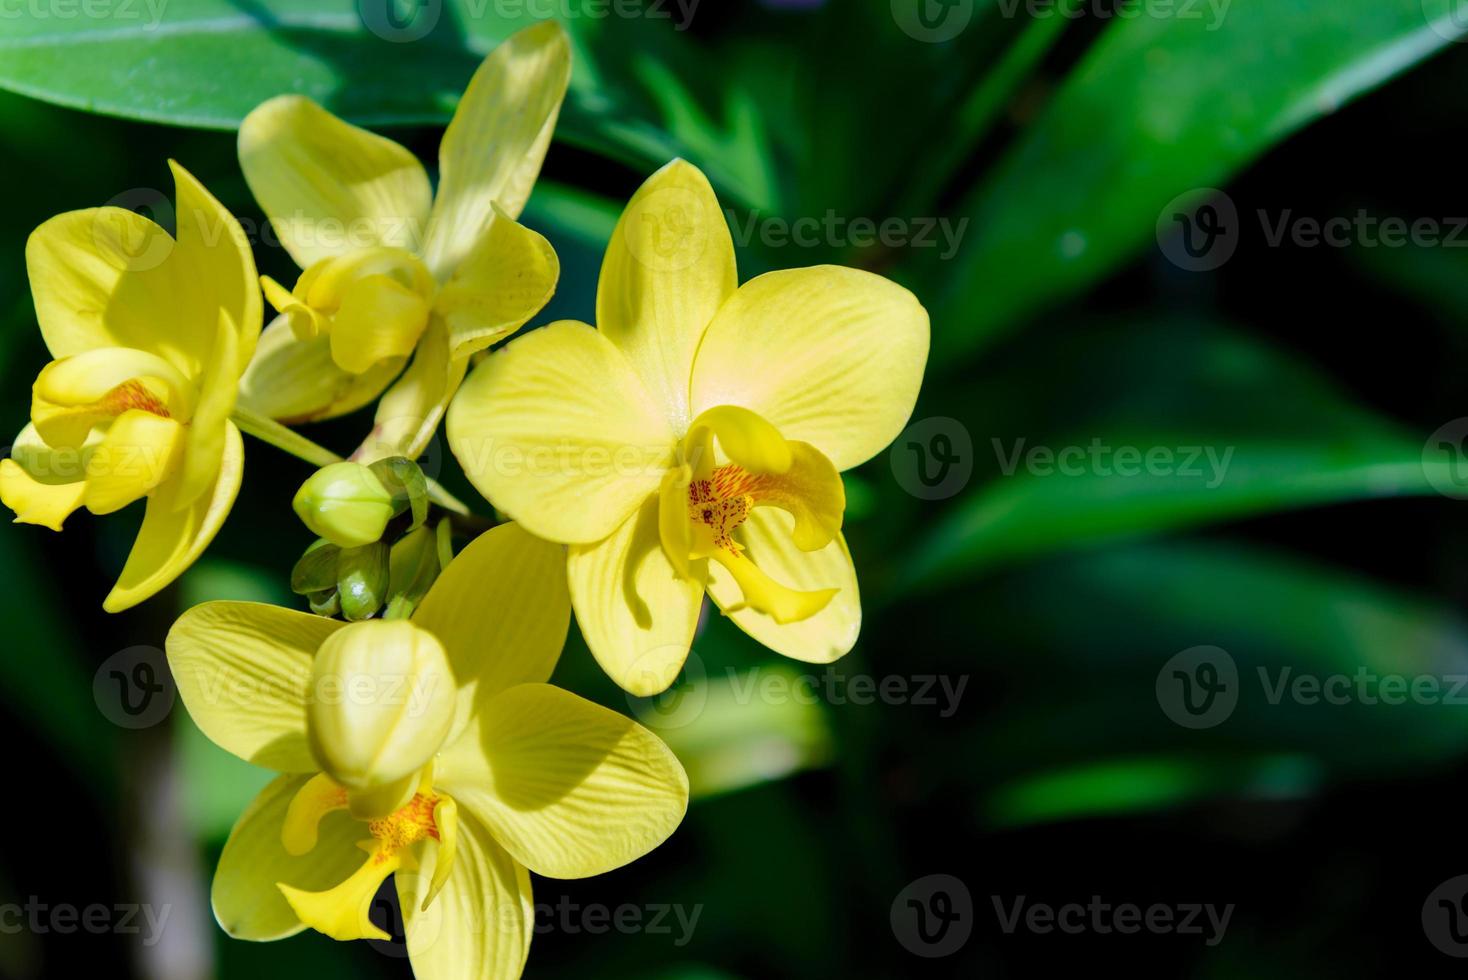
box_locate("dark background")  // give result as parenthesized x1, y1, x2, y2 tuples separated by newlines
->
(5, 1, 1468, 977)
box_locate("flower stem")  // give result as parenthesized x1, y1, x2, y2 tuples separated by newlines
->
(230, 404, 471, 515)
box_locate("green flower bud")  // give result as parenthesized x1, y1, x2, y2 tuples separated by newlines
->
(383, 525, 442, 620)
(337, 542, 390, 621)
(308, 588, 341, 618)
(291, 538, 342, 595)
(293, 462, 396, 548)
(306, 620, 455, 813)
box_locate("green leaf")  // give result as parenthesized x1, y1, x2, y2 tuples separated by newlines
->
(929, 0, 1467, 357)
(0, 2, 775, 204)
(0, 1, 483, 128)
(987, 755, 1318, 828)
(964, 542, 1468, 824)
(903, 319, 1446, 591)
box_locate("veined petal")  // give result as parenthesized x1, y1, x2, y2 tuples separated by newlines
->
(33, 347, 191, 418)
(708, 548, 835, 625)
(598, 159, 736, 430)
(213, 774, 366, 941)
(0, 423, 95, 531)
(329, 274, 431, 374)
(31, 347, 189, 448)
(169, 160, 263, 373)
(435, 205, 558, 360)
(396, 809, 532, 980)
(752, 440, 844, 552)
(25, 207, 184, 367)
(238, 95, 432, 269)
(411, 523, 569, 741)
(420, 21, 571, 277)
(447, 321, 675, 545)
(355, 319, 466, 464)
(279, 844, 400, 941)
(683, 404, 792, 479)
(82, 409, 183, 515)
(657, 464, 693, 579)
(166, 599, 345, 770)
(689, 266, 929, 471)
(262, 274, 323, 340)
(0, 462, 85, 531)
(238, 314, 403, 424)
(175, 313, 238, 509)
(706, 508, 860, 663)
(568, 497, 702, 697)
(424, 796, 458, 909)
(281, 773, 349, 855)
(103, 420, 243, 612)
(439, 683, 688, 879)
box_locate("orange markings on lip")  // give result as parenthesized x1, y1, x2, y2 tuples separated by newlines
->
(688, 464, 765, 552)
(106, 379, 172, 418)
(367, 792, 440, 859)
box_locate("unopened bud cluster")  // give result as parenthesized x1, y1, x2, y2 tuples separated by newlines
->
(289, 458, 443, 620)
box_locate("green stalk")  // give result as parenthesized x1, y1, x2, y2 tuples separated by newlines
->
(230, 404, 471, 516)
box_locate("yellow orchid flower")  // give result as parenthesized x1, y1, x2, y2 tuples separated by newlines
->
(235, 21, 570, 460)
(0, 161, 262, 612)
(446, 160, 930, 695)
(166, 523, 688, 978)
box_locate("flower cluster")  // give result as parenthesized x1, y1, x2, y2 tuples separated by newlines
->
(1, 20, 928, 980)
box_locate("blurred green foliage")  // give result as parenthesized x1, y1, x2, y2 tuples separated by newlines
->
(4, 1, 1468, 977)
